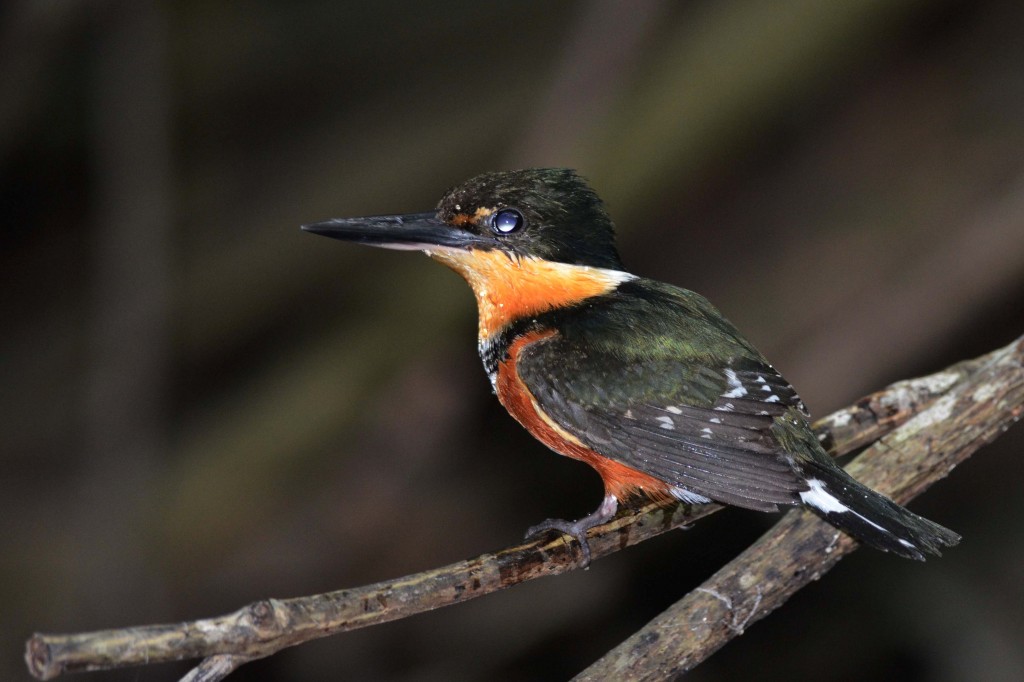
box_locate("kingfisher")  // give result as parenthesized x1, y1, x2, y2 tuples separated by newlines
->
(303, 168, 959, 564)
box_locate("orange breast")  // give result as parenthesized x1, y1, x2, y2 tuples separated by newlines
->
(495, 330, 673, 503)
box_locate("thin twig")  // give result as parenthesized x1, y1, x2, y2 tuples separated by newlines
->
(574, 334, 1024, 680)
(24, 337, 1020, 681)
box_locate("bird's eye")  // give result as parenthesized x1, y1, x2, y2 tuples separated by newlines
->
(491, 208, 524, 235)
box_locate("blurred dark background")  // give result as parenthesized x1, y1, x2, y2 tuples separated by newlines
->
(3, 1, 1023, 680)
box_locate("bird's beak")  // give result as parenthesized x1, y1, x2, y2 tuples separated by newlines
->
(301, 212, 494, 252)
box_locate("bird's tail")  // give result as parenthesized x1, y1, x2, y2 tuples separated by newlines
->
(798, 463, 960, 561)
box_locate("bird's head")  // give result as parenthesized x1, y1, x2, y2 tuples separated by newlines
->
(303, 168, 623, 269)
(303, 168, 631, 338)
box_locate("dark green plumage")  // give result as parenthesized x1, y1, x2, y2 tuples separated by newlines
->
(502, 277, 807, 509)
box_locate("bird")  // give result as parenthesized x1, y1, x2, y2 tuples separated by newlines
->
(302, 168, 960, 565)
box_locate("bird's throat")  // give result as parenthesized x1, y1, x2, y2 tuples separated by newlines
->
(427, 249, 635, 340)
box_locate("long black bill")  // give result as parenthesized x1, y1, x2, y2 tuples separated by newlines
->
(301, 212, 493, 251)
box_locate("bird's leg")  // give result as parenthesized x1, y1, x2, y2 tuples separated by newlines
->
(525, 494, 618, 568)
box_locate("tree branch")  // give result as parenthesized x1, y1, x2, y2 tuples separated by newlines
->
(25, 336, 1022, 681)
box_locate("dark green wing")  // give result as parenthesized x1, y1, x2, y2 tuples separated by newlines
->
(516, 279, 811, 510)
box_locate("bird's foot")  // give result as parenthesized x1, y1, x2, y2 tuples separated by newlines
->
(525, 495, 618, 568)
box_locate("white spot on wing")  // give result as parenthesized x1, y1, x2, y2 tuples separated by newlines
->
(671, 487, 711, 504)
(700, 427, 713, 439)
(656, 416, 675, 430)
(799, 479, 849, 514)
(722, 369, 748, 398)
(665, 406, 683, 414)
(764, 395, 780, 403)
(799, 479, 891, 534)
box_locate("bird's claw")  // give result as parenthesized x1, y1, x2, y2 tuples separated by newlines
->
(524, 495, 619, 568)
(525, 518, 594, 567)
